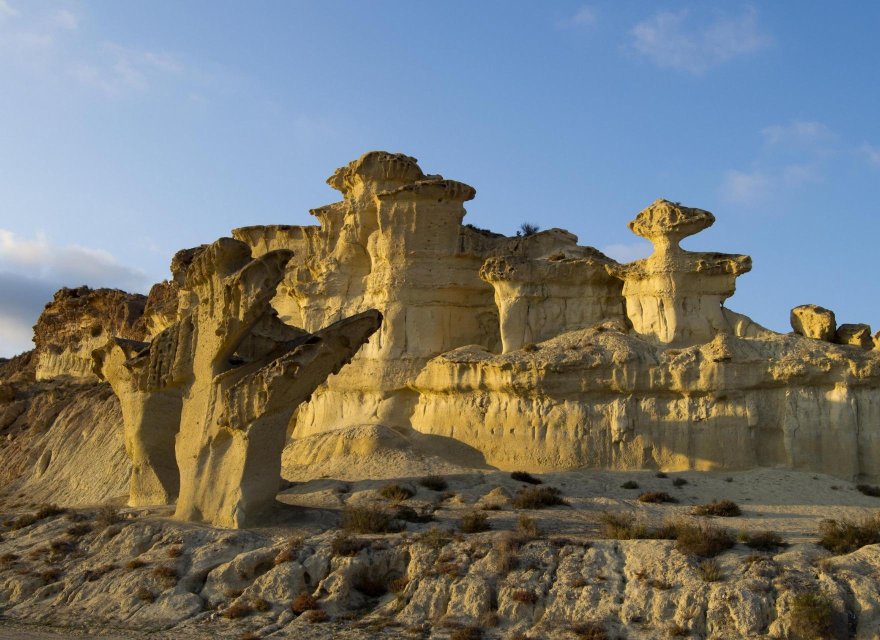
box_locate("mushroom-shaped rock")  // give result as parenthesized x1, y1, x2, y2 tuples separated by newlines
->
(607, 199, 751, 347)
(836, 323, 873, 349)
(790, 304, 837, 342)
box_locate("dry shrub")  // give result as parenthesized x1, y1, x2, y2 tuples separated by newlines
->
(696, 558, 723, 582)
(510, 471, 542, 485)
(251, 596, 271, 612)
(239, 633, 261, 640)
(637, 491, 677, 504)
(331, 532, 368, 557)
(389, 576, 409, 594)
(741, 530, 786, 551)
(599, 512, 650, 540)
(151, 564, 179, 587)
(301, 608, 328, 623)
(818, 514, 880, 554)
(494, 533, 521, 573)
(291, 591, 319, 614)
(84, 564, 116, 582)
(379, 483, 415, 502)
(667, 624, 690, 637)
(273, 537, 304, 565)
(224, 588, 244, 599)
(672, 477, 688, 487)
(692, 500, 741, 517)
(517, 515, 541, 538)
(620, 480, 639, 490)
(412, 527, 453, 550)
(572, 621, 609, 639)
(223, 601, 252, 619)
(35, 504, 64, 519)
(418, 475, 448, 491)
(511, 589, 538, 604)
(96, 505, 121, 528)
(512, 486, 566, 509)
(674, 520, 734, 558)
(341, 505, 401, 534)
(135, 586, 155, 602)
(40, 568, 62, 583)
(395, 505, 434, 523)
(450, 627, 483, 640)
(126, 558, 147, 570)
(66, 523, 92, 537)
(789, 589, 835, 640)
(460, 511, 491, 533)
(9, 513, 39, 530)
(167, 545, 183, 558)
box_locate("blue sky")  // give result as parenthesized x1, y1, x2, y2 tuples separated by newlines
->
(1, 1, 879, 356)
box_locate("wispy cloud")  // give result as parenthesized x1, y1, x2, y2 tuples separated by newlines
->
(719, 170, 771, 206)
(761, 121, 834, 147)
(0, 0, 18, 19)
(560, 5, 597, 28)
(630, 7, 771, 74)
(602, 241, 652, 263)
(0, 229, 151, 356)
(51, 8, 77, 31)
(860, 143, 880, 168)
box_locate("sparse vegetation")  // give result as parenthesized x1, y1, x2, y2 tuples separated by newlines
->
(571, 621, 609, 640)
(667, 624, 690, 637)
(517, 515, 541, 538)
(692, 500, 741, 517)
(35, 504, 64, 519)
(151, 565, 179, 587)
(341, 505, 401, 534)
(65, 523, 92, 537)
(621, 480, 639, 490)
(96, 505, 121, 528)
(655, 472, 668, 479)
(818, 514, 880, 554)
(40, 568, 62, 583)
(638, 491, 677, 504)
(9, 513, 39, 530)
(418, 475, 448, 491)
(251, 596, 271, 612)
(789, 589, 835, 640)
(331, 532, 368, 557)
(741, 530, 786, 551)
(511, 471, 542, 484)
(512, 486, 566, 509)
(511, 589, 539, 604)
(518, 222, 540, 237)
(395, 504, 434, 523)
(672, 477, 688, 487)
(291, 591, 319, 614)
(167, 545, 183, 558)
(379, 483, 415, 502)
(412, 527, 453, 549)
(856, 484, 880, 497)
(460, 510, 491, 533)
(273, 536, 304, 565)
(450, 627, 483, 640)
(696, 558, 723, 582)
(135, 586, 155, 602)
(494, 533, 521, 573)
(126, 558, 147, 570)
(222, 601, 252, 619)
(674, 520, 735, 558)
(599, 511, 650, 540)
(302, 608, 329, 623)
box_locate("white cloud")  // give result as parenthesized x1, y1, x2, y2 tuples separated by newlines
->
(603, 241, 652, 263)
(0, 0, 18, 19)
(51, 8, 77, 30)
(762, 121, 833, 147)
(0, 229, 151, 357)
(860, 143, 880, 167)
(719, 169, 771, 206)
(571, 6, 597, 27)
(631, 7, 771, 74)
(69, 44, 185, 95)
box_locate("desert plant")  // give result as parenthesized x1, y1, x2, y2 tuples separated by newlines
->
(167, 545, 183, 558)
(96, 505, 121, 528)
(674, 520, 734, 558)
(389, 576, 409, 594)
(856, 484, 880, 497)
(273, 536, 304, 565)
(135, 586, 156, 602)
(511, 589, 538, 604)
(418, 475, 448, 491)
(40, 568, 62, 583)
(412, 527, 453, 549)
(511, 471, 542, 484)
(741, 530, 786, 551)
(35, 504, 64, 519)
(341, 505, 401, 534)
(672, 477, 688, 487)
(223, 601, 252, 619)
(291, 591, 319, 614)
(818, 514, 880, 553)
(692, 500, 741, 517)
(302, 608, 329, 623)
(151, 564, 179, 587)
(494, 533, 521, 573)
(789, 589, 835, 640)
(655, 471, 668, 478)
(518, 222, 540, 236)
(460, 510, 491, 533)
(331, 532, 368, 557)
(66, 523, 92, 537)
(667, 624, 690, 637)
(512, 486, 566, 509)
(9, 513, 39, 530)
(620, 480, 639, 490)
(599, 511, 649, 540)
(637, 491, 677, 504)
(224, 588, 244, 599)
(126, 558, 147, 570)
(379, 483, 415, 502)
(517, 515, 541, 538)
(696, 558, 723, 582)
(571, 621, 609, 639)
(448, 626, 483, 640)
(395, 505, 434, 523)
(251, 596, 271, 612)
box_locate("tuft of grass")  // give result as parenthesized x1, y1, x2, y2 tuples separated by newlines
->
(40, 568, 62, 583)
(637, 491, 677, 504)
(418, 475, 448, 491)
(511, 589, 539, 604)
(291, 592, 319, 614)
(167, 546, 183, 558)
(251, 596, 271, 612)
(494, 533, 521, 573)
(599, 511, 649, 540)
(135, 586, 155, 602)
(741, 530, 786, 551)
(696, 558, 723, 582)
(222, 601, 252, 619)
(35, 504, 64, 519)
(789, 590, 835, 640)
(96, 505, 121, 528)
(511, 471, 542, 484)
(517, 515, 541, 539)
(126, 558, 148, 570)
(856, 484, 880, 497)
(273, 537, 304, 565)
(66, 523, 92, 537)
(460, 511, 491, 533)
(9, 513, 39, 530)
(412, 527, 453, 550)
(571, 621, 608, 639)
(512, 486, 566, 509)
(151, 565, 178, 587)
(378, 484, 415, 502)
(341, 505, 401, 534)
(450, 627, 483, 640)
(674, 520, 735, 558)
(692, 500, 741, 517)
(672, 478, 688, 487)
(818, 514, 880, 554)
(620, 480, 639, 490)
(331, 532, 368, 557)
(302, 608, 328, 623)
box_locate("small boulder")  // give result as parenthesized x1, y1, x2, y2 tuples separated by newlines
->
(836, 323, 873, 350)
(790, 304, 836, 342)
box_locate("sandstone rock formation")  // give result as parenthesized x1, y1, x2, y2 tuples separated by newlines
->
(791, 303, 837, 341)
(94, 237, 382, 527)
(836, 323, 873, 349)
